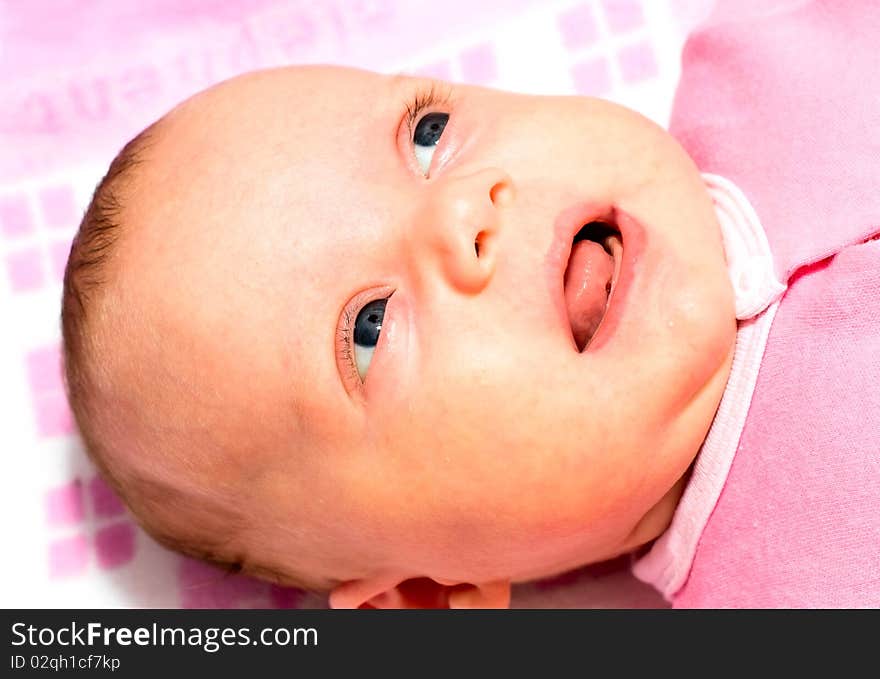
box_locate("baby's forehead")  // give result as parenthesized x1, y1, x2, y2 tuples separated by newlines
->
(134, 67, 408, 220)
(164, 65, 395, 143)
(111, 72, 390, 459)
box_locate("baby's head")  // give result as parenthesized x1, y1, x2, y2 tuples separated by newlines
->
(62, 65, 735, 608)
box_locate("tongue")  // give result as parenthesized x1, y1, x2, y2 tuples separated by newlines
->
(564, 240, 614, 350)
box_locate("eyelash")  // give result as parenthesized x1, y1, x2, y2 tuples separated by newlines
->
(337, 306, 359, 387)
(337, 287, 395, 391)
(404, 82, 453, 141)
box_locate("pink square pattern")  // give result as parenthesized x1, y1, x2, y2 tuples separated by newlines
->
(34, 391, 75, 437)
(617, 41, 658, 83)
(26, 344, 75, 438)
(601, 0, 645, 34)
(459, 43, 497, 84)
(44, 472, 136, 579)
(6, 248, 44, 292)
(90, 476, 126, 518)
(38, 185, 78, 230)
(571, 57, 612, 96)
(269, 584, 305, 609)
(94, 522, 136, 569)
(0, 193, 34, 239)
(558, 3, 600, 49)
(27, 346, 64, 393)
(45, 480, 85, 526)
(48, 534, 89, 578)
(178, 558, 268, 609)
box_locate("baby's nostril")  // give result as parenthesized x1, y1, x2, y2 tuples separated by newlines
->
(475, 230, 488, 258)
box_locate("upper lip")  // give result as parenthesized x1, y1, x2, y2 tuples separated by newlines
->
(546, 203, 622, 351)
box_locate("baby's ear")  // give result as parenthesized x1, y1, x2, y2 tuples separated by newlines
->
(329, 576, 511, 609)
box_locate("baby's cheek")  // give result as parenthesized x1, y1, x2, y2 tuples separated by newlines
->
(653, 260, 736, 402)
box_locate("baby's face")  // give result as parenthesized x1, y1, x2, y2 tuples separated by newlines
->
(108, 66, 735, 589)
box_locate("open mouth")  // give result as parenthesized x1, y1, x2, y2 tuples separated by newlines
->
(563, 221, 623, 352)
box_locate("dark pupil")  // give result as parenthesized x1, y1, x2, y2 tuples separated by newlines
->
(413, 112, 449, 147)
(354, 299, 387, 347)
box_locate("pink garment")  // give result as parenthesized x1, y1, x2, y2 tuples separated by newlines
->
(633, 173, 788, 598)
(637, 0, 880, 607)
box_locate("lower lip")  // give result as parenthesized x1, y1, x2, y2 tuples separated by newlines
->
(545, 204, 645, 353)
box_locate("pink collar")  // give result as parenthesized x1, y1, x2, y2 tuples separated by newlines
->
(631, 174, 786, 600)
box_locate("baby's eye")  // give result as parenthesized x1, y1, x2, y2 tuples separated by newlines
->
(353, 298, 388, 380)
(413, 112, 449, 176)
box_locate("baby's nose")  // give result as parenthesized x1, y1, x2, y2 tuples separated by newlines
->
(421, 167, 514, 294)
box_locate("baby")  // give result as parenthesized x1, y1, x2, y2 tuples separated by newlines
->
(61, 0, 880, 608)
